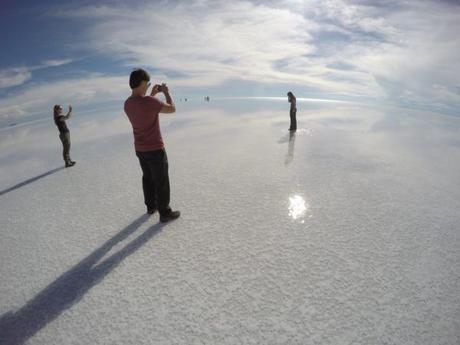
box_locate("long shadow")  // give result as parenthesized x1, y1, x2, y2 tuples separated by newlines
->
(0, 214, 165, 345)
(0, 167, 65, 197)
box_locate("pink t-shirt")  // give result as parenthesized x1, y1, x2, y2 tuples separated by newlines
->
(124, 95, 165, 152)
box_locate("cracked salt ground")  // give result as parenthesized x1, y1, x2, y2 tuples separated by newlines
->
(0, 99, 459, 344)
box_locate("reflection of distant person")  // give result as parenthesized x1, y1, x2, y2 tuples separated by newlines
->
(285, 131, 296, 165)
(287, 91, 297, 131)
(124, 69, 180, 223)
(53, 104, 75, 167)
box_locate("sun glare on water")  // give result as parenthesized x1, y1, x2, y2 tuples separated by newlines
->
(288, 195, 308, 221)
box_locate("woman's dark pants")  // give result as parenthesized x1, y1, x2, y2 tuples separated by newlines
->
(289, 109, 297, 131)
(59, 132, 71, 163)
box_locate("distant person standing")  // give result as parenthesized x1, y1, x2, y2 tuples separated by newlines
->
(287, 91, 297, 131)
(53, 104, 75, 167)
(124, 69, 180, 223)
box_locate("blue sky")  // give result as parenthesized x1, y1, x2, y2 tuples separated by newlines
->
(0, 0, 459, 123)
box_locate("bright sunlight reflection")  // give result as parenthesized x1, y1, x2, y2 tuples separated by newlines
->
(288, 194, 308, 220)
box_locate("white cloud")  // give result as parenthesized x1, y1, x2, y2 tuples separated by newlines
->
(41, 59, 74, 67)
(57, 1, 326, 86)
(293, 0, 460, 109)
(0, 68, 32, 89)
(0, 59, 74, 90)
(0, 74, 127, 120)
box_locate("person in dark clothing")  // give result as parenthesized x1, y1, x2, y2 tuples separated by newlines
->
(53, 104, 75, 167)
(124, 69, 180, 223)
(287, 91, 297, 131)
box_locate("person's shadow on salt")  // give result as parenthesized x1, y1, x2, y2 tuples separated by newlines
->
(0, 167, 65, 197)
(0, 214, 165, 345)
(278, 131, 297, 166)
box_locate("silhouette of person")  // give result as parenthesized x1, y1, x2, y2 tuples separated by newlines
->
(287, 91, 297, 131)
(53, 104, 75, 167)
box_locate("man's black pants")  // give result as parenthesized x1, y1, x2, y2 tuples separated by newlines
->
(136, 148, 171, 216)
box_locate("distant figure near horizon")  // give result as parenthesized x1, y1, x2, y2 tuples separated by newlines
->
(287, 91, 297, 131)
(124, 69, 180, 223)
(53, 104, 75, 167)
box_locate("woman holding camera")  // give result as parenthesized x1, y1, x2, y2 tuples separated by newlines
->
(53, 104, 75, 167)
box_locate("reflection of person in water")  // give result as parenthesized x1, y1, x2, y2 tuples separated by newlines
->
(287, 91, 297, 131)
(285, 131, 296, 165)
(53, 104, 75, 167)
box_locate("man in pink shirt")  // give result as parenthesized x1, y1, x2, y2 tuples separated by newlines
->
(124, 69, 180, 223)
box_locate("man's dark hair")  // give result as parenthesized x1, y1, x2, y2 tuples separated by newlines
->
(129, 69, 150, 89)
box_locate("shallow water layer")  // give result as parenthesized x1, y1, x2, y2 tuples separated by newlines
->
(0, 99, 459, 344)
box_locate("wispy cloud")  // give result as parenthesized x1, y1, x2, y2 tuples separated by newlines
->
(0, 68, 32, 89)
(41, 59, 74, 67)
(0, 59, 74, 89)
(0, 74, 128, 126)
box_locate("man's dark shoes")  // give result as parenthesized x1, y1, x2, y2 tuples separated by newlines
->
(147, 207, 157, 215)
(160, 210, 181, 223)
(65, 160, 76, 168)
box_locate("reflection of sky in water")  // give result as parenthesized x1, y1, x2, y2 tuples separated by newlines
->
(288, 195, 309, 222)
(2, 99, 460, 195)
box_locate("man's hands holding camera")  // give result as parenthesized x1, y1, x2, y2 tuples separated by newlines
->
(151, 83, 169, 96)
(150, 82, 174, 111)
